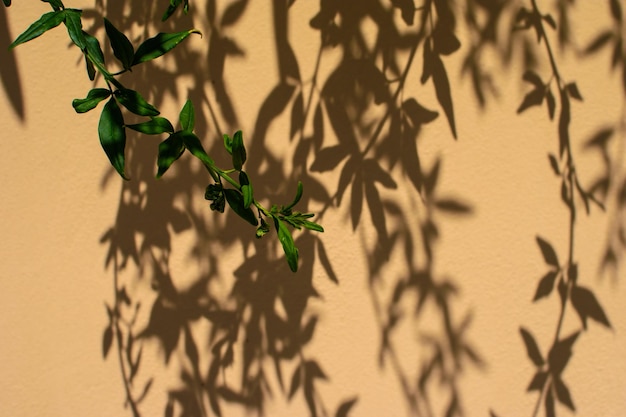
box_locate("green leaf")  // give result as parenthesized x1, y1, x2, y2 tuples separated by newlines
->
(274, 216, 298, 272)
(42, 0, 64, 11)
(3, 0, 11, 7)
(156, 133, 185, 178)
(115, 89, 159, 117)
(132, 29, 201, 66)
(284, 181, 303, 211)
(179, 99, 195, 132)
(162, 0, 189, 21)
(64, 9, 86, 50)
(104, 18, 134, 70)
(302, 220, 323, 232)
(224, 189, 258, 226)
(239, 171, 253, 207)
(126, 117, 174, 135)
(232, 130, 246, 170)
(223, 134, 233, 154)
(180, 131, 217, 176)
(98, 98, 128, 179)
(84, 54, 96, 80)
(72, 88, 111, 113)
(84, 32, 105, 66)
(10, 10, 67, 49)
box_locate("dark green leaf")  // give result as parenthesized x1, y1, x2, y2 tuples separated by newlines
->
(520, 327, 544, 366)
(156, 133, 185, 178)
(3, 0, 10, 6)
(274, 216, 298, 272)
(72, 88, 111, 113)
(533, 270, 558, 301)
(132, 29, 201, 66)
(224, 189, 258, 226)
(10, 10, 66, 49)
(179, 99, 195, 132)
(180, 131, 216, 178)
(84, 32, 105, 66)
(335, 397, 358, 417)
(104, 18, 134, 70)
(553, 377, 575, 411)
(84, 55, 96, 80)
(302, 220, 323, 232)
(126, 117, 174, 134)
(162, 0, 189, 21)
(223, 134, 233, 154)
(42, 0, 64, 10)
(116, 89, 159, 117)
(536, 236, 559, 267)
(284, 181, 303, 211)
(232, 130, 246, 171)
(571, 286, 611, 329)
(64, 9, 86, 50)
(239, 171, 253, 207)
(98, 98, 127, 179)
(102, 326, 113, 358)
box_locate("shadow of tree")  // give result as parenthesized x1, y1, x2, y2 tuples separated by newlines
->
(80, 0, 626, 416)
(3, 0, 624, 416)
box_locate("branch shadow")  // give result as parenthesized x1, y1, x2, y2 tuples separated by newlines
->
(5, 1, 619, 417)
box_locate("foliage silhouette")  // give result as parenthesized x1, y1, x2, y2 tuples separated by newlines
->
(2, 1, 624, 417)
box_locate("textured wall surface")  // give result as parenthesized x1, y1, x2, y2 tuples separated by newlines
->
(1, 1, 624, 417)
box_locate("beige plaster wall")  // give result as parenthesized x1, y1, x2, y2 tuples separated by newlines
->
(0, 1, 624, 417)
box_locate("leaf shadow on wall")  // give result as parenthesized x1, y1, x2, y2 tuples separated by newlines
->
(0, 6, 24, 120)
(92, 1, 355, 416)
(76, 1, 623, 417)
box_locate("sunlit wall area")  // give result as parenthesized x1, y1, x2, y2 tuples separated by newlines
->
(0, 1, 624, 417)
